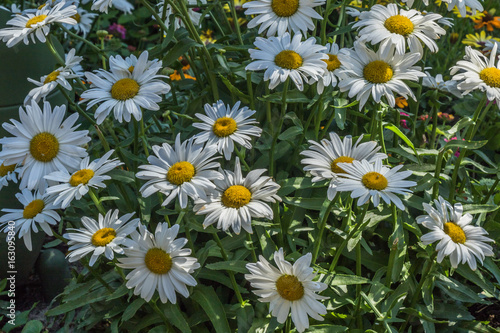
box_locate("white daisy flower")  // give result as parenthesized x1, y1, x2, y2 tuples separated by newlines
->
(246, 32, 327, 91)
(422, 72, 463, 98)
(193, 157, 281, 234)
(309, 43, 349, 94)
(90, 0, 134, 14)
(442, 0, 483, 18)
(24, 48, 83, 105)
(300, 133, 387, 200)
(450, 43, 500, 109)
(0, 161, 20, 192)
(242, 0, 324, 37)
(80, 51, 171, 124)
(245, 248, 328, 333)
(156, 0, 204, 30)
(402, 0, 429, 7)
(417, 196, 494, 271)
(64, 209, 139, 266)
(335, 159, 416, 210)
(353, 4, 446, 57)
(63, 7, 97, 36)
(0, 101, 90, 192)
(338, 41, 425, 111)
(193, 100, 262, 160)
(109, 52, 162, 76)
(0, 189, 60, 251)
(117, 223, 200, 303)
(0, 1, 77, 48)
(0, 4, 22, 14)
(44, 150, 123, 209)
(483, 40, 500, 56)
(136, 134, 223, 209)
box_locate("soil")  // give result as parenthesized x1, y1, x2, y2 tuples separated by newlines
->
(469, 299, 500, 329)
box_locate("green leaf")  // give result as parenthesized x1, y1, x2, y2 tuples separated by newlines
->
(206, 260, 249, 274)
(122, 298, 146, 321)
(442, 139, 488, 151)
(278, 177, 326, 196)
(435, 274, 487, 304)
(21, 320, 43, 333)
(385, 124, 420, 162)
(219, 75, 250, 103)
(257, 90, 310, 104)
(300, 324, 348, 332)
(401, 308, 447, 324)
(282, 197, 325, 210)
(160, 303, 191, 332)
(462, 204, 499, 214)
(191, 285, 231, 333)
(278, 126, 303, 141)
(162, 38, 200, 66)
(445, 118, 474, 138)
(327, 274, 371, 286)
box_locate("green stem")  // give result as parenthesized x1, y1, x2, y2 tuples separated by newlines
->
(328, 203, 369, 273)
(354, 242, 363, 329)
(312, 194, 339, 264)
(150, 300, 176, 332)
(429, 102, 439, 149)
(85, 262, 114, 293)
(431, 149, 445, 200)
(385, 204, 398, 288)
(482, 177, 499, 204)
(58, 87, 98, 126)
(247, 233, 258, 262)
(213, 233, 245, 305)
(45, 35, 65, 65)
(320, 0, 332, 44)
(140, 117, 150, 158)
(88, 188, 107, 215)
(229, 0, 244, 45)
(265, 85, 273, 134)
(314, 94, 324, 140)
(100, 37, 106, 70)
(448, 96, 487, 203)
(234, 146, 251, 171)
(379, 119, 387, 157)
(269, 78, 290, 176)
(246, 72, 255, 111)
(58, 24, 109, 58)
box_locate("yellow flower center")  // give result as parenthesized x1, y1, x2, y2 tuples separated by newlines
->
(276, 274, 304, 301)
(331, 156, 355, 174)
(361, 171, 388, 190)
(363, 60, 393, 84)
(128, 65, 135, 73)
(44, 70, 60, 84)
(324, 54, 341, 72)
(30, 132, 60, 162)
(443, 222, 466, 244)
(213, 117, 238, 137)
(91, 228, 117, 246)
(384, 15, 414, 36)
(111, 78, 140, 101)
(25, 15, 48, 28)
(0, 163, 16, 177)
(69, 169, 95, 187)
(479, 67, 500, 88)
(23, 199, 45, 219)
(144, 248, 173, 274)
(271, 0, 299, 17)
(167, 161, 195, 185)
(71, 13, 81, 23)
(221, 185, 252, 208)
(274, 50, 303, 70)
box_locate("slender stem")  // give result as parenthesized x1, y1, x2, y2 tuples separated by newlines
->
(482, 177, 499, 204)
(112, 258, 127, 281)
(354, 242, 363, 329)
(150, 300, 176, 332)
(265, 85, 273, 134)
(246, 72, 255, 111)
(58, 24, 109, 58)
(312, 194, 339, 264)
(100, 37, 106, 70)
(269, 78, 290, 176)
(50, 228, 68, 244)
(379, 119, 387, 157)
(320, 0, 332, 44)
(247, 233, 258, 262)
(234, 146, 251, 171)
(45, 35, 65, 65)
(213, 233, 245, 305)
(432, 149, 445, 200)
(140, 117, 150, 158)
(448, 96, 487, 202)
(314, 94, 324, 140)
(84, 261, 114, 293)
(328, 204, 369, 273)
(229, 0, 243, 45)
(385, 204, 398, 288)
(58, 87, 98, 126)
(429, 102, 439, 149)
(88, 188, 107, 215)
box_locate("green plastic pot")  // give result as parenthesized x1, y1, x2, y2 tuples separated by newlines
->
(0, 11, 68, 285)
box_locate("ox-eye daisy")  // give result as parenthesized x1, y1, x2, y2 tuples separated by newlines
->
(245, 249, 328, 333)
(301, 133, 387, 200)
(80, 51, 171, 124)
(136, 134, 223, 208)
(443, 0, 483, 18)
(193, 100, 262, 160)
(417, 196, 494, 270)
(335, 159, 416, 210)
(0, 190, 60, 251)
(309, 43, 348, 94)
(0, 101, 90, 192)
(24, 48, 83, 105)
(338, 41, 425, 110)
(353, 4, 446, 56)
(0, 1, 77, 47)
(193, 157, 281, 234)
(246, 32, 327, 91)
(450, 43, 500, 109)
(90, 0, 134, 14)
(64, 209, 139, 266)
(242, 0, 324, 36)
(0, 161, 20, 192)
(44, 150, 123, 209)
(117, 223, 200, 303)
(63, 7, 97, 37)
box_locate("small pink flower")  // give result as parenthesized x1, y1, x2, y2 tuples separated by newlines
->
(444, 136, 464, 157)
(400, 112, 410, 129)
(109, 23, 126, 40)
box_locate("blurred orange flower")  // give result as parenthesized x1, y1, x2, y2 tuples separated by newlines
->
(473, 10, 500, 31)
